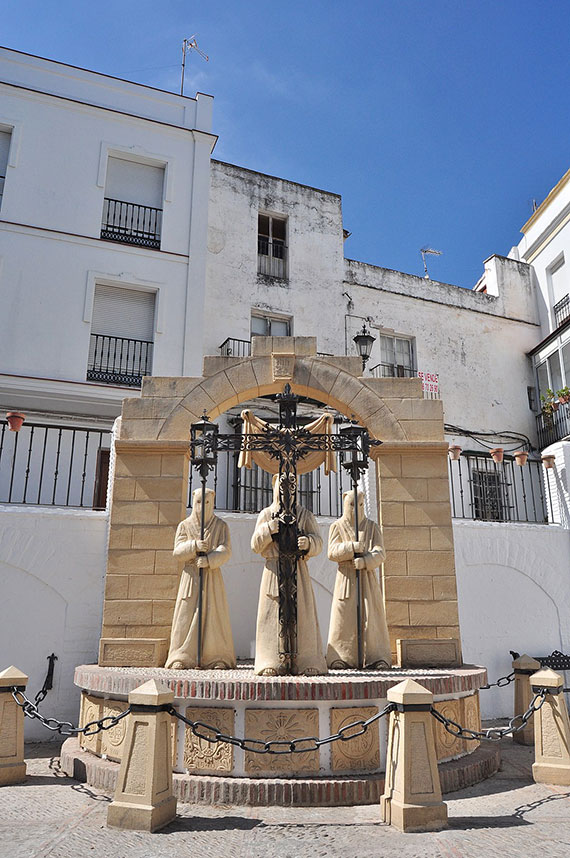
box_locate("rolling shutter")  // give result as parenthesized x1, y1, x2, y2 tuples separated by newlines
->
(91, 284, 155, 340)
(105, 156, 164, 208)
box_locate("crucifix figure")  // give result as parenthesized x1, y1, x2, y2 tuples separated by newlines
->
(188, 384, 381, 676)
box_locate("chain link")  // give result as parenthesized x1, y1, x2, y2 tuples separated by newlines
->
(168, 701, 395, 754)
(479, 671, 515, 691)
(430, 688, 548, 742)
(11, 688, 131, 737)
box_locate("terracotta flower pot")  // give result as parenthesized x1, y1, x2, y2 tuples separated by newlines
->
(448, 445, 462, 461)
(490, 448, 504, 464)
(552, 401, 559, 412)
(6, 412, 25, 432)
(559, 395, 569, 405)
(542, 454, 556, 470)
(514, 450, 528, 466)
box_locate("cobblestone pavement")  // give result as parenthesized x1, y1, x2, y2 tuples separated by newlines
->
(1, 740, 570, 857)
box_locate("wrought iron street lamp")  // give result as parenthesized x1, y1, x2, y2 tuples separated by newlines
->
(353, 324, 375, 372)
(190, 412, 219, 666)
(339, 423, 372, 669)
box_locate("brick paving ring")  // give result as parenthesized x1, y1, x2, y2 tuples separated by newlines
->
(61, 662, 499, 807)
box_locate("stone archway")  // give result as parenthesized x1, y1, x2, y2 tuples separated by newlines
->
(99, 337, 461, 667)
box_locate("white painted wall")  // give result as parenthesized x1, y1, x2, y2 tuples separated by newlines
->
(454, 518, 570, 718)
(0, 47, 214, 417)
(0, 505, 107, 740)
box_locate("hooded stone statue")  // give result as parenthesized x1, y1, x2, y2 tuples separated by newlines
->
(251, 475, 328, 676)
(326, 490, 391, 670)
(165, 487, 236, 670)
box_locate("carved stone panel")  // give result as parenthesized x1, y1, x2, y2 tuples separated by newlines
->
(461, 693, 481, 752)
(101, 700, 129, 761)
(0, 698, 17, 758)
(432, 698, 463, 761)
(79, 693, 103, 755)
(244, 708, 319, 776)
(272, 354, 295, 381)
(183, 707, 235, 774)
(330, 707, 380, 772)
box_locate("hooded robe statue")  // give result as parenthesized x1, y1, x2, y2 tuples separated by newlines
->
(251, 475, 328, 676)
(326, 490, 391, 669)
(165, 487, 236, 670)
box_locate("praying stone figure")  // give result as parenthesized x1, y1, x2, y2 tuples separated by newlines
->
(251, 475, 328, 676)
(326, 490, 392, 670)
(165, 487, 236, 670)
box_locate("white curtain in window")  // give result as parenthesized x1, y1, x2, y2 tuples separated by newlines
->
(0, 130, 11, 175)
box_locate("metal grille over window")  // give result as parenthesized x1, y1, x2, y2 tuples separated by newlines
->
(87, 284, 155, 386)
(101, 156, 164, 249)
(258, 214, 287, 278)
(448, 451, 553, 524)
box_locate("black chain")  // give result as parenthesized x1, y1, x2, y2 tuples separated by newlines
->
(430, 688, 548, 742)
(168, 701, 395, 754)
(479, 671, 515, 691)
(11, 688, 131, 737)
(34, 653, 58, 707)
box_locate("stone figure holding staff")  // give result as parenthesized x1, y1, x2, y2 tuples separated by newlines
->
(165, 487, 236, 670)
(326, 490, 391, 670)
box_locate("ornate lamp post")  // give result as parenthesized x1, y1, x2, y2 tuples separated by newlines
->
(339, 423, 373, 669)
(190, 412, 219, 667)
(353, 324, 375, 373)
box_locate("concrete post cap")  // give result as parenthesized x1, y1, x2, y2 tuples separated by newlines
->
(387, 677, 433, 705)
(128, 679, 174, 706)
(0, 666, 29, 688)
(512, 654, 541, 671)
(529, 667, 563, 688)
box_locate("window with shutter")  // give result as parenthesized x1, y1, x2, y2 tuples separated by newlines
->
(101, 156, 164, 248)
(0, 130, 11, 209)
(87, 284, 155, 386)
(257, 213, 287, 278)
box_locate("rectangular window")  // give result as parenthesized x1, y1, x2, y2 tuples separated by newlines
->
(258, 214, 287, 278)
(377, 335, 414, 377)
(471, 468, 507, 521)
(101, 156, 164, 248)
(87, 284, 155, 386)
(0, 129, 11, 209)
(251, 312, 291, 337)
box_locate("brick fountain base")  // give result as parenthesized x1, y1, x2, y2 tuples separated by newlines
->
(61, 662, 500, 807)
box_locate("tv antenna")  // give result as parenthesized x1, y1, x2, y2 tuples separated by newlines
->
(181, 35, 209, 96)
(420, 246, 442, 279)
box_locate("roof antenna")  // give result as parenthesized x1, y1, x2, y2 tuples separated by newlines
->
(181, 35, 209, 96)
(420, 246, 442, 279)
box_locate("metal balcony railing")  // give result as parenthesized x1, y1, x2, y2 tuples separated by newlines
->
(0, 420, 112, 508)
(219, 337, 252, 358)
(257, 236, 287, 278)
(101, 198, 162, 249)
(536, 402, 570, 449)
(448, 451, 552, 524)
(369, 362, 416, 379)
(554, 293, 570, 328)
(87, 334, 153, 387)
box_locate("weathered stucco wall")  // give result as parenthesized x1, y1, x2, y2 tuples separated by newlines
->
(0, 505, 107, 740)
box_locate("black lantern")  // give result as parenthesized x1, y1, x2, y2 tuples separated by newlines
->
(339, 424, 369, 477)
(353, 323, 375, 372)
(190, 412, 218, 474)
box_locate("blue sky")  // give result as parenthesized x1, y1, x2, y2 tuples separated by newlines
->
(3, 1, 570, 287)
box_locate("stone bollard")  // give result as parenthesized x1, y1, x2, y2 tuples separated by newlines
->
(381, 678, 447, 833)
(512, 654, 540, 746)
(0, 666, 28, 785)
(531, 668, 570, 786)
(107, 679, 177, 832)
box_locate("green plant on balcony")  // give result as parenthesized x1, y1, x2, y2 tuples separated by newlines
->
(541, 388, 558, 425)
(556, 386, 570, 404)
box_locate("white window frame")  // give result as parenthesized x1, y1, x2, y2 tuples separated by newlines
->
(250, 310, 292, 337)
(257, 212, 288, 279)
(377, 331, 415, 377)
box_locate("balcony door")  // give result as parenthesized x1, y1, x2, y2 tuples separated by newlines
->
(87, 284, 155, 386)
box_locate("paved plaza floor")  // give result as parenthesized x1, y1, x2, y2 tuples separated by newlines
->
(1, 739, 570, 857)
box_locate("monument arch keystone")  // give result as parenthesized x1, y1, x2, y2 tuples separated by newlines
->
(99, 336, 461, 667)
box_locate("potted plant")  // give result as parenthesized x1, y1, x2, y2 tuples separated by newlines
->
(542, 454, 556, 469)
(556, 386, 570, 405)
(541, 389, 558, 424)
(448, 445, 462, 461)
(6, 411, 26, 432)
(514, 450, 528, 466)
(490, 448, 504, 464)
